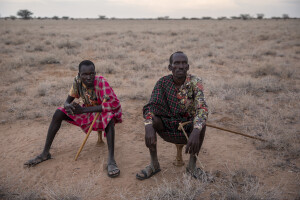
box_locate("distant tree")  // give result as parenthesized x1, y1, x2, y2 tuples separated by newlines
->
(271, 16, 281, 19)
(257, 13, 264, 19)
(240, 14, 251, 20)
(282, 14, 289, 19)
(98, 15, 106, 19)
(191, 17, 199, 20)
(202, 16, 212, 20)
(217, 16, 227, 20)
(10, 15, 17, 20)
(62, 16, 69, 20)
(231, 16, 241, 19)
(181, 17, 188, 20)
(52, 16, 59, 20)
(17, 9, 33, 19)
(157, 16, 169, 20)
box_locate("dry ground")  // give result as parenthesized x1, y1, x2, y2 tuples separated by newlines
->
(0, 19, 299, 199)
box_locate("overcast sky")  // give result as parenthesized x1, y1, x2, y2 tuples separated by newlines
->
(0, 0, 299, 18)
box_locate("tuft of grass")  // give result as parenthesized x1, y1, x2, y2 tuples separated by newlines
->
(40, 56, 60, 65)
(142, 174, 206, 200)
(44, 173, 102, 200)
(14, 85, 26, 94)
(37, 82, 52, 96)
(42, 96, 64, 107)
(212, 169, 281, 200)
(252, 65, 279, 78)
(262, 51, 277, 56)
(57, 41, 81, 49)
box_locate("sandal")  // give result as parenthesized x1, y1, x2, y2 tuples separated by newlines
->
(136, 165, 161, 180)
(107, 162, 120, 178)
(186, 167, 204, 179)
(24, 153, 51, 167)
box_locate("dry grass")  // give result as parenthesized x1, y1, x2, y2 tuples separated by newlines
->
(0, 19, 299, 199)
(141, 174, 206, 200)
(211, 168, 282, 200)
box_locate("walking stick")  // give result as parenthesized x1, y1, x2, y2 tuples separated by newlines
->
(74, 96, 109, 161)
(178, 122, 205, 170)
(180, 121, 266, 142)
(206, 123, 266, 142)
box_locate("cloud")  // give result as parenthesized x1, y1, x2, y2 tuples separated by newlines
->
(107, 0, 238, 12)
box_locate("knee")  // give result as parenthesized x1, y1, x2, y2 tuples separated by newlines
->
(152, 116, 164, 132)
(105, 120, 115, 132)
(52, 109, 66, 122)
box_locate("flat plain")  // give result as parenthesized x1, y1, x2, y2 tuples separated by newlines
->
(0, 19, 299, 199)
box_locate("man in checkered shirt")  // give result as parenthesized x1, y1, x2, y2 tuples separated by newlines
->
(25, 60, 122, 178)
(136, 52, 208, 180)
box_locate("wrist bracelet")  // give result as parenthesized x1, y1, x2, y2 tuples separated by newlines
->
(144, 121, 152, 126)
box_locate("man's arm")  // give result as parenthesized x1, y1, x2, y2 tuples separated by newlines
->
(73, 104, 103, 114)
(64, 95, 75, 115)
(185, 77, 208, 155)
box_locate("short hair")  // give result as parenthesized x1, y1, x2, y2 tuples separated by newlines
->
(169, 51, 188, 65)
(78, 60, 95, 72)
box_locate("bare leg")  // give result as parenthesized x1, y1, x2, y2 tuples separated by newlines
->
(136, 116, 162, 180)
(105, 120, 120, 178)
(187, 126, 206, 173)
(149, 144, 160, 169)
(24, 109, 71, 166)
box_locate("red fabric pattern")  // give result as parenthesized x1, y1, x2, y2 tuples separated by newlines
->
(58, 76, 122, 135)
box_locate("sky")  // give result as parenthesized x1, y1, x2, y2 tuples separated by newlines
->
(0, 0, 299, 19)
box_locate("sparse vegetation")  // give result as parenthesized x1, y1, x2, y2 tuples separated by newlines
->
(142, 174, 206, 200)
(0, 19, 299, 200)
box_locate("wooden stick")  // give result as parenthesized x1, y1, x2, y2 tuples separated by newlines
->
(180, 121, 266, 142)
(206, 123, 266, 142)
(178, 123, 205, 170)
(74, 97, 109, 161)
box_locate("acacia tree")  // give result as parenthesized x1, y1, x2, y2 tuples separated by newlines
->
(17, 9, 33, 19)
(257, 13, 264, 19)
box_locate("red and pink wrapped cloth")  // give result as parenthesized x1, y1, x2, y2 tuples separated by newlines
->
(58, 76, 122, 135)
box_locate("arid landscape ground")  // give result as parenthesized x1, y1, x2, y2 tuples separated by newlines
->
(0, 19, 299, 200)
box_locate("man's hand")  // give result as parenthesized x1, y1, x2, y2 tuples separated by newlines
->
(185, 128, 201, 155)
(72, 102, 84, 114)
(145, 124, 156, 150)
(64, 102, 75, 115)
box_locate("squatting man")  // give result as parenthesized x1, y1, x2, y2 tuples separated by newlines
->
(136, 51, 208, 180)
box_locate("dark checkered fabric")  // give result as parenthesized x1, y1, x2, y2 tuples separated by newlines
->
(143, 75, 194, 140)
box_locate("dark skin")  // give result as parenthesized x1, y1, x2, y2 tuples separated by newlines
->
(138, 52, 204, 179)
(25, 64, 119, 177)
(145, 53, 202, 155)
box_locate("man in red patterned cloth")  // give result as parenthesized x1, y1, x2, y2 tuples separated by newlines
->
(25, 60, 122, 178)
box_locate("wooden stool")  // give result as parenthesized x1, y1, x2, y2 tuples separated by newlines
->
(96, 131, 105, 146)
(173, 144, 185, 166)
